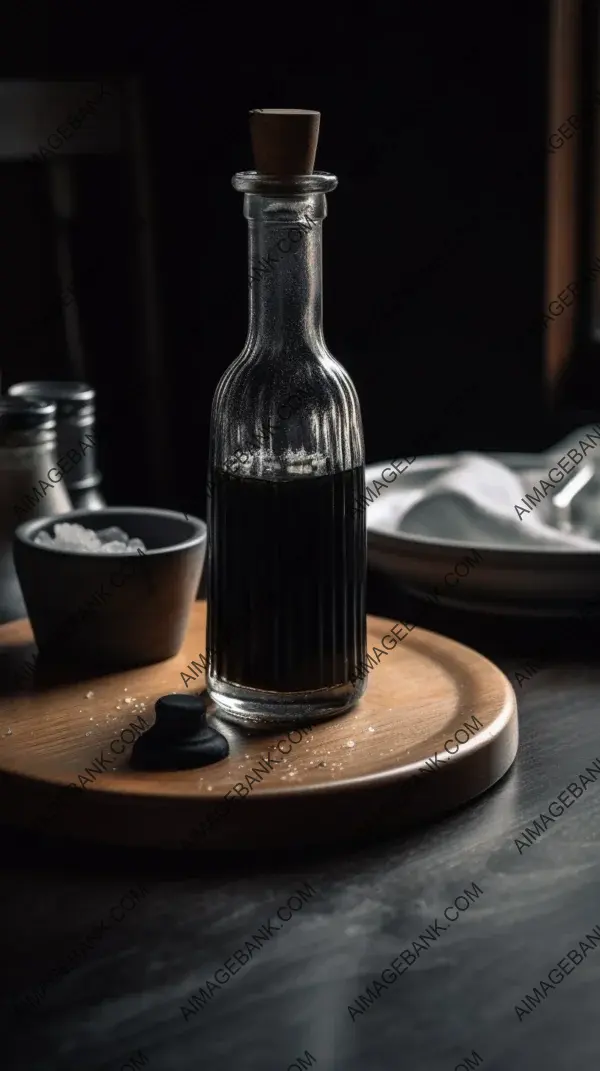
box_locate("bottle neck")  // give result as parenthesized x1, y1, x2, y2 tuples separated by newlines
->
(242, 189, 330, 355)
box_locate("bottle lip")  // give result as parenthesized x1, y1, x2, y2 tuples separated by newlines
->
(232, 170, 338, 195)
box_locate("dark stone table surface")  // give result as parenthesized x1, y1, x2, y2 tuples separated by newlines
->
(1, 581, 600, 1071)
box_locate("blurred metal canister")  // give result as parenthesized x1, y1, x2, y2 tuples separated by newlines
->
(0, 397, 72, 622)
(8, 381, 105, 510)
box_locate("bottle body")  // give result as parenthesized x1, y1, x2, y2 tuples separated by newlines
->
(206, 173, 366, 727)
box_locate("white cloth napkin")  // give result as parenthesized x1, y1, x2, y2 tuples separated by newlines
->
(374, 451, 600, 550)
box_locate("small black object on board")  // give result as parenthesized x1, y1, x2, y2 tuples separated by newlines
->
(130, 692, 229, 771)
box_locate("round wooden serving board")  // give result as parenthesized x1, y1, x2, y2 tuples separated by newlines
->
(0, 603, 518, 850)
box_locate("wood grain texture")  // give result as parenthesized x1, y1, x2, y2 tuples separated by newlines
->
(0, 602, 518, 849)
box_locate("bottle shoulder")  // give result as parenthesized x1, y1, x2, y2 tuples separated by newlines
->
(210, 351, 364, 475)
(214, 350, 360, 407)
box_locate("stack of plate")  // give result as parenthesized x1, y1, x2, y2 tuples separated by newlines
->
(365, 430, 600, 618)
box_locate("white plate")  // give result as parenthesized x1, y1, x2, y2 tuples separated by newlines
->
(365, 443, 600, 618)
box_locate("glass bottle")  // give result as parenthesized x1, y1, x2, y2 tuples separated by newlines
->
(8, 381, 105, 510)
(206, 109, 366, 728)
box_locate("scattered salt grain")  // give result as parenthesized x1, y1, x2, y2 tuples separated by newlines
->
(86, 691, 94, 699)
(124, 698, 133, 705)
(346, 740, 356, 748)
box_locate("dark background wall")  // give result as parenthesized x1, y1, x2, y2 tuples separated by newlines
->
(0, 4, 552, 515)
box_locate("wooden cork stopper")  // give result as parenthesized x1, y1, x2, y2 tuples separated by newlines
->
(249, 109, 320, 176)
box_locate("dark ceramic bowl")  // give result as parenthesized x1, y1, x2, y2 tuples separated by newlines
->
(14, 507, 206, 673)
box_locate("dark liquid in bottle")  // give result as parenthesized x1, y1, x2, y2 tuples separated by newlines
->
(207, 466, 366, 692)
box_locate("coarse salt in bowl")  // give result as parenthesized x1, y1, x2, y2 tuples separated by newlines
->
(14, 507, 206, 675)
